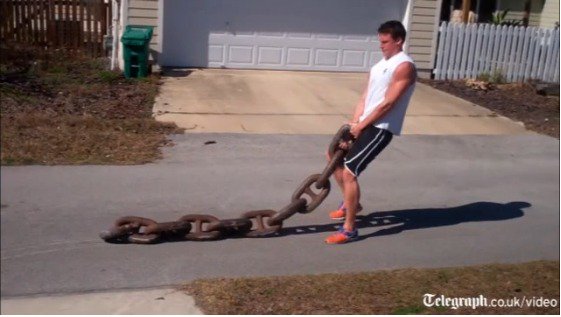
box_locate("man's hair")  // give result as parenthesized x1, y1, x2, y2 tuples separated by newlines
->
(377, 20, 407, 42)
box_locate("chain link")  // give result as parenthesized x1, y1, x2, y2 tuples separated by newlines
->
(267, 198, 307, 227)
(207, 218, 253, 236)
(179, 214, 223, 241)
(129, 233, 161, 244)
(100, 124, 353, 244)
(241, 209, 283, 237)
(328, 124, 352, 158)
(291, 174, 330, 213)
(316, 149, 346, 189)
(99, 216, 161, 244)
(145, 220, 192, 236)
(121, 217, 161, 244)
(99, 222, 139, 242)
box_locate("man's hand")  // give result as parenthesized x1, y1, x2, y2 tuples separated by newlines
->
(338, 140, 350, 150)
(349, 122, 362, 139)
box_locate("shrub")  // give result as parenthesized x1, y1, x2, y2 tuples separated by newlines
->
(490, 68, 506, 84)
(476, 71, 491, 82)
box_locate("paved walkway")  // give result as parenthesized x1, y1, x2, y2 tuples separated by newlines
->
(153, 68, 529, 135)
(1, 288, 202, 315)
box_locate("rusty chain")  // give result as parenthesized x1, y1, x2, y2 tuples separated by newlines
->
(100, 124, 353, 244)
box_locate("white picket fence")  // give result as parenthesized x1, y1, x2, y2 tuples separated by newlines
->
(434, 22, 560, 83)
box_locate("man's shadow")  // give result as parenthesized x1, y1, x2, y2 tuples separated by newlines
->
(279, 201, 530, 241)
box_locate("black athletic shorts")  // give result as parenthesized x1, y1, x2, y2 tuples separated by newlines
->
(344, 125, 393, 177)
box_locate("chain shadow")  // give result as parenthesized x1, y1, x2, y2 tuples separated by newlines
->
(277, 201, 530, 241)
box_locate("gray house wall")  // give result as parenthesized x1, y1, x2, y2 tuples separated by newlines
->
(407, 0, 442, 79)
(127, 0, 159, 61)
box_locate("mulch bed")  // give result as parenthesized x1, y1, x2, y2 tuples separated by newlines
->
(419, 78, 559, 138)
(1, 43, 183, 165)
(0, 48, 158, 120)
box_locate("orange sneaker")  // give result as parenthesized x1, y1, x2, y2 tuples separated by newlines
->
(325, 227, 359, 244)
(329, 202, 363, 220)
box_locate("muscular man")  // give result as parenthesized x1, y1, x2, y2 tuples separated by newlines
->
(325, 20, 417, 244)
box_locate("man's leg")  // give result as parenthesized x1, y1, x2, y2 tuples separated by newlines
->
(325, 167, 360, 244)
(326, 151, 345, 193)
(325, 126, 393, 243)
(332, 165, 345, 193)
(327, 151, 361, 219)
(342, 168, 360, 231)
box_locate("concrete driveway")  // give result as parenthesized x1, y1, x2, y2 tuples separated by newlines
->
(153, 68, 529, 135)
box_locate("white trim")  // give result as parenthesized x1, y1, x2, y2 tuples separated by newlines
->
(157, 0, 164, 66)
(354, 132, 388, 176)
(118, 0, 128, 70)
(343, 164, 357, 178)
(429, 0, 444, 70)
(403, 0, 413, 53)
(110, 0, 119, 70)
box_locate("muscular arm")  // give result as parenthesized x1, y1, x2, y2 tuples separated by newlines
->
(353, 62, 416, 135)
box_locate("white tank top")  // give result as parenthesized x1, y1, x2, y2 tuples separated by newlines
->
(360, 51, 416, 136)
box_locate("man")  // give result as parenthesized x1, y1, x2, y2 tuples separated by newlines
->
(325, 20, 417, 244)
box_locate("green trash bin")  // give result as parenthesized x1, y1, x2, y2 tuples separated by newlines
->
(121, 25, 154, 78)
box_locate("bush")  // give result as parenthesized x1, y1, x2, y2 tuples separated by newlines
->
(476, 69, 506, 84)
(476, 71, 491, 82)
(491, 10, 524, 26)
(490, 68, 506, 84)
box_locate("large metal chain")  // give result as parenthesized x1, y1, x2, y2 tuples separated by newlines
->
(100, 124, 353, 244)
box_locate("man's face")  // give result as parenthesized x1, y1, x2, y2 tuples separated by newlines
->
(378, 32, 402, 59)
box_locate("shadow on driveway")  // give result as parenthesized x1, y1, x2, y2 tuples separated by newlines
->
(281, 201, 530, 241)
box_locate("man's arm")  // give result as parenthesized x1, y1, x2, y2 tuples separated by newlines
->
(336, 76, 369, 152)
(351, 62, 416, 137)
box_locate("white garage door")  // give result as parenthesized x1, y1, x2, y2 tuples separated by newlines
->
(161, 0, 408, 72)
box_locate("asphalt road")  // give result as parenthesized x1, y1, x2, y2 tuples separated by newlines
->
(1, 133, 559, 297)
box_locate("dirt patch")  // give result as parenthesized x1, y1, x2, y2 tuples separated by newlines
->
(419, 79, 559, 138)
(1, 113, 181, 165)
(183, 260, 559, 314)
(0, 66, 160, 120)
(1, 43, 183, 165)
